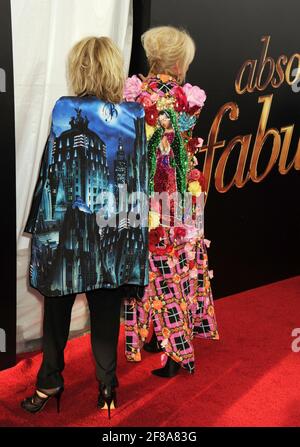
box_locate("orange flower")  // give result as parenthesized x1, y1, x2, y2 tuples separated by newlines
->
(149, 271, 156, 281)
(173, 273, 181, 283)
(139, 327, 149, 339)
(143, 301, 151, 312)
(162, 327, 171, 338)
(207, 305, 214, 317)
(152, 299, 163, 310)
(180, 301, 187, 312)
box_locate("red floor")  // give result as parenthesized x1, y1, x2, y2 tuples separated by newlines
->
(0, 276, 299, 427)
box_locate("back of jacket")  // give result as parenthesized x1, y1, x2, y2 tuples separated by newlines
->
(25, 96, 148, 297)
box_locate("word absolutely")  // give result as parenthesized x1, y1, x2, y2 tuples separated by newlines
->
(0, 68, 6, 93)
(235, 35, 300, 94)
(0, 328, 6, 352)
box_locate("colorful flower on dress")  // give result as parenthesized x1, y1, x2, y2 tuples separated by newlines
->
(173, 273, 181, 283)
(148, 78, 162, 93)
(150, 92, 160, 102)
(149, 271, 156, 281)
(187, 250, 196, 261)
(124, 75, 143, 101)
(177, 112, 197, 132)
(149, 228, 160, 245)
(188, 169, 201, 182)
(190, 268, 198, 279)
(143, 301, 151, 312)
(145, 103, 159, 126)
(162, 327, 171, 338)
(171, 85, 189, 112)
(182, 83, 207, 108)
(174, 226, 187, 239)
(152, 298, 163, 311)
(207, 305, 215, 317)
(188, 180, 202, 197)
(136, 91, 153, 108)
(189, 260, 196, 269)
(139, 327, 149, 339)
(145, 104, 158, 126)
(187, 137, 204, 154)
(161, 339, 169, 349)
(188, 169, 206, 191)
(156, 225, 166, 239)
(156, 96, 175, 111)
(180, 301, 188, 312)
(167, 258, 176, 268)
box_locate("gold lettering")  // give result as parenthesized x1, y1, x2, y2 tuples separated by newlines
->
(256, 36, 275, 91)
(285, 53, 300, 85)
(199, 102, 239, 200)
(249, 94, 281, 182)
(215, 134, 251, 192)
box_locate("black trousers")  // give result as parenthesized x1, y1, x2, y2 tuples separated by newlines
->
(36, 288, 124, 390)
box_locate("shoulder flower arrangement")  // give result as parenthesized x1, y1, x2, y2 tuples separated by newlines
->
(124, 74, 207, 197)
(124, 75, 206, 128)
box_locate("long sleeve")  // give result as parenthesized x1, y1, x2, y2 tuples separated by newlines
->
(23, 132, 54, 234)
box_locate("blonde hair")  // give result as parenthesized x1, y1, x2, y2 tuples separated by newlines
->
(141, 26, 196, 84)
(68, 36, 125, 103)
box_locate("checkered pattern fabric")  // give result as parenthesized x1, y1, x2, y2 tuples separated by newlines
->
(124, 235, 219, 373)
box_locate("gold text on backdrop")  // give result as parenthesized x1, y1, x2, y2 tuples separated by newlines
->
(199, 35, 300, 199)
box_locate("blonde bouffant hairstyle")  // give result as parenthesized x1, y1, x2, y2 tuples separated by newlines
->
(141, 26, 196, 84)
(68, 36, 125, 103)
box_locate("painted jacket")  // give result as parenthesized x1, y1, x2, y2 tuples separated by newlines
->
(24, 96, 149, 297)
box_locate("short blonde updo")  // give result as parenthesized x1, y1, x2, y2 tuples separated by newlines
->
(68, 36, 125, 103)
(141, 26, 196, 84)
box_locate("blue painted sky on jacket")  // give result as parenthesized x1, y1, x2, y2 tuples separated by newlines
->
(50, 96, 144, 174)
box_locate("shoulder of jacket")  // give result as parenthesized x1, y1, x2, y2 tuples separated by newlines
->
(120, 100, 145, 116)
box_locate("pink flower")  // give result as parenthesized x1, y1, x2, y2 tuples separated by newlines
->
(150, 93, 159, 102)
(124, 75, 143, 101)
(183, 83, 207, 108)
(190, 268, 198, 279)
(136, 91, 153, 108)
(188, 169, 201, 182)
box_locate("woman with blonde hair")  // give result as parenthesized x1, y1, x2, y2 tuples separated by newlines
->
(124, 26, 219, 377)
(21, 36, 148, 418)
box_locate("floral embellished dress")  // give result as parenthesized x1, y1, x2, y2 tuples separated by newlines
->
(123, 73, 219, 373)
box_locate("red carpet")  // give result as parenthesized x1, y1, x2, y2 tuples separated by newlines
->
(0, 276, 299, 427)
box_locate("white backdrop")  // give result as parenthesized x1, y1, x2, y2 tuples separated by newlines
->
(13, 0, 133, 353)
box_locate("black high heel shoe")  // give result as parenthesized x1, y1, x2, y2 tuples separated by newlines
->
(20, 387, 64, 414)
(143, 330, 163, 353)
(97, 384, 117, 420)
(151, 356, 181, 378)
